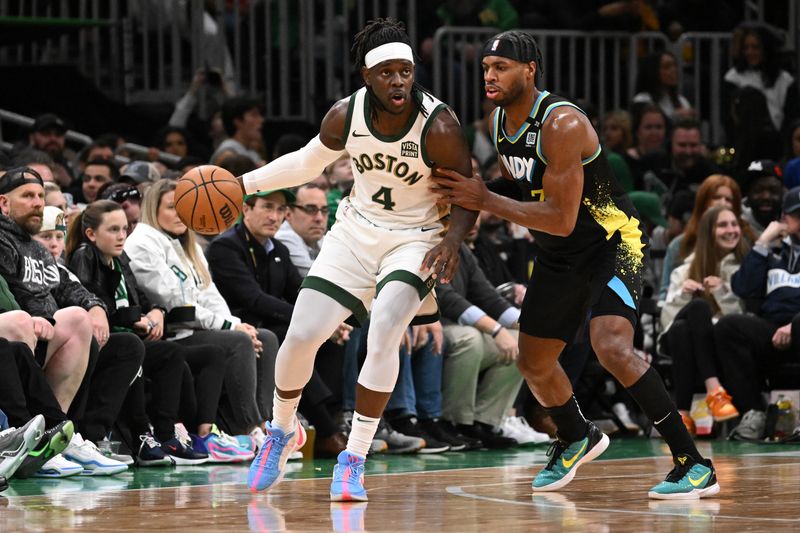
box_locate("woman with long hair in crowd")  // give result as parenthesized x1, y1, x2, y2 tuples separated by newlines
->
(632, 50, 694, 122)
(659, 174, 755, 299)
(659, 206, 750, 434)
(124, 179, 278, 457)
(67, 200, 222, 465)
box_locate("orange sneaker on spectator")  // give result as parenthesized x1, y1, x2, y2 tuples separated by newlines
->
(706, 387, 739, 422)
(680, 412, 696, 436)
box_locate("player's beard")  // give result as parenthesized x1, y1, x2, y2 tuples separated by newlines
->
(493, 77, 528, 108)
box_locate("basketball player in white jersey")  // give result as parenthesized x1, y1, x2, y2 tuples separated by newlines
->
(239, 18, 477, 501)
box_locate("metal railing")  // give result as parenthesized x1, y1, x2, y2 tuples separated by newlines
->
(674, 33, 733, 146)
(0, 108, 93, 147)
(0, 108, 182, 167)
(121, 0, 418, 122)
(432, 28, 740, 146)
(0, 0, 120, 96)
(1, 0, 418, 123)
(433, 28, 669, 129)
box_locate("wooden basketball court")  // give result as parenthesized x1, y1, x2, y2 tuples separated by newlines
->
(2, 440, 799, 531)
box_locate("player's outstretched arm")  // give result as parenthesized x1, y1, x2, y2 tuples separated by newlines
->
(431, 106, 589, 237)
(236, 100, 350, 196)
(421, 108, 478, 283)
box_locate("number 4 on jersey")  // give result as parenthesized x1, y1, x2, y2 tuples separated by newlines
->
(371, 186, 395, 211)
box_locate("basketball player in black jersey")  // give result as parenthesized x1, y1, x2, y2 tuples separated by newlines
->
(432, 31, 719, 500)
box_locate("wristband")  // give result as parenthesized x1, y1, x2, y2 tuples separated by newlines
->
(491, 324, 503, 338)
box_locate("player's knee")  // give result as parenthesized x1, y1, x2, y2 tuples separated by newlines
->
(516, 352, 545, 380)
(593, 337, 629, 370)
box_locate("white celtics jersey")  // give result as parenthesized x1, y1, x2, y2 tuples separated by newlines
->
(341, 86, 451, 229)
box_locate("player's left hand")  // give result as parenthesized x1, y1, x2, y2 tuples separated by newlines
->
(429, 166, 488, 211)
(421, 238, 460, 283)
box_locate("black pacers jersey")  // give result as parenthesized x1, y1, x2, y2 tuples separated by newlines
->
(493, 90, 646, 270)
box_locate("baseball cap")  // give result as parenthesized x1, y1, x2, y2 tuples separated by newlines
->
(782, 186, 800, 214)
(746, 159, 782, 181)
(629, 191, 667, 227)
(39, 206, 67, 233)
(119, 161, 160, 185)
(245, 188, 296, 204)
(31, 113, 67, 134)
(0, 166, 44, 195)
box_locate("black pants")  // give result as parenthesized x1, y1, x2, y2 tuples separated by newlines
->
(119, 340, 187, 442)
(74, 332, 145, 442)
(177, 343, 228, 431)
(663, 299, 720, 411)
(713, 313, 800, 413)
(0, 338, 67, 429)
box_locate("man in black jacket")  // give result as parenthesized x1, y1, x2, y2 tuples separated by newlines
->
(0, 168, 140, 472)
(207, 189, 350, 457)
(437, 243, 524, 447)
(0, 167, 96, 413)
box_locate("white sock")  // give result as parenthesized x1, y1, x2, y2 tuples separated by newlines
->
(272, 391, 300, 433)
(346, 412, 380, 458)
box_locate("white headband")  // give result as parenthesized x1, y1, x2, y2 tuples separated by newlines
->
(364, 42, 414, 69)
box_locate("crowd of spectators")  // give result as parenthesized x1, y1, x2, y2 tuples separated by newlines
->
(2, 10, 800, 492)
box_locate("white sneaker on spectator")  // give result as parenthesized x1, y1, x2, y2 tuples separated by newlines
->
(250, 426, 267, 450)
(108, 452, 134, 466)
(612, 403, 642, 434)
(731, 409, 766, 441)
(288, 450, 304, 461)
(63, 433, 128, 476)
(34, 453, 83, 478)
(500, 416, 550, 445)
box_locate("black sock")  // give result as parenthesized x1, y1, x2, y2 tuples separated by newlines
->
(627, 367, 703, 463)
(545, 395, 588, 442)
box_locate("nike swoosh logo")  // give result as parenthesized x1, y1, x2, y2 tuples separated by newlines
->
(421, 226, 438, 232)
(688, 471, 710, 487)
(355, 417, 371, 423)
(654, 413, 670, 425)
(561, 439, 588, 469)
(352, 132, 370, 137)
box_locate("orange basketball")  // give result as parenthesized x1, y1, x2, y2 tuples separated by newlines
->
(175, 165, 243, 235)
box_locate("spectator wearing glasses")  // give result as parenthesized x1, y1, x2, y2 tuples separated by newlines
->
(276, 184, 329, 277)
(99, 182, 142, 234)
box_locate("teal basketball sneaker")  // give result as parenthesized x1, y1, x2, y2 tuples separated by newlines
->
(648, 455, 720, 499)
(532, 422, 609, 492)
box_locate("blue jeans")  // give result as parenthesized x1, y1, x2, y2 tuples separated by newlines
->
(386, 328, 443, 419)
(0, 408, 8, 431)
(341, 325, 366, 412)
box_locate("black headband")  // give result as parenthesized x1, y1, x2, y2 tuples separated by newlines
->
(0, 166, 44, 195)
(483, 36, 530, 63)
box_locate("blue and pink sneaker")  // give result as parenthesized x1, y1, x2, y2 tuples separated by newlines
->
(330, 450, 367, 502)
(247, 418, 307, 492)
(192, 425, 254, 463)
